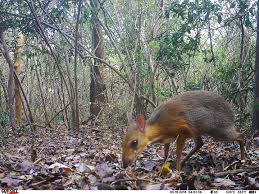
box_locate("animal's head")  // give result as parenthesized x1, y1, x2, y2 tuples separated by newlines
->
(122, 113, 149, 168)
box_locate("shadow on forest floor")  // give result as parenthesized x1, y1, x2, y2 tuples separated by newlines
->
(0, 124, 259, 190)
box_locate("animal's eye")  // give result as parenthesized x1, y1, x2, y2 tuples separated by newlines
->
(130, 140, 138, 148)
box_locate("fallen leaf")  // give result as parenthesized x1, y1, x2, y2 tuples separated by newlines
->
(102, 176, 115, 183)
(145, 183, 165, 190)
(19, 160, 34, 172)
(1, 177, 22, 186)
(48, 162, 73, 174)
(208, 143, 216, 149)
(76, 163, 95, 173)
(125, 170, 137, 178)
(254, 137, 259, 146)
(254, 149, 259, 156)
(63, 179, 74, 187)
(49, 162, 68, 169)
(0, 173, 5, 178)
(66, 149, 75, 154)
(87, 174, 97, 184)
(214, 178, 235, 187)
(19, 175, 32, 180)
(79, 153, 87, 157)
(73, 155, 81, 161)
(246, 177, 256, 186)
(105, 153, 118, 163)
(96, 183, 115, 190)
(142, 160, 157, 172)
(164, 172, 181, 187)
(96, 163, 113, 178)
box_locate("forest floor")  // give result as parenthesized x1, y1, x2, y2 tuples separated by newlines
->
(0, 124, 259, 190)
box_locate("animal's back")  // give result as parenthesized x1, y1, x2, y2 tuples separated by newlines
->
(148, 91, 238, 140)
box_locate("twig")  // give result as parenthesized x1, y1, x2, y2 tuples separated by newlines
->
(30, 179, 47, 187)
(26, 0, 71, 110)
(213, 167, 259, 177)
(111, 178, 156, 185)
(223, 161, 240, 171)
(41, 21, 133, 90)
(33, 157, 43, 165)
(91, 128, 106, 132)
(46, 102, 71, 125)
(140, 95, 156, 108)
(93, 106, 105, 125)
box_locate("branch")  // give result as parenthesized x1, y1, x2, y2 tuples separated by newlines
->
(47, 102, 72, 126)
(25, 0, 71, 106)
(41, 21, 133, 90)
(140, 95, 156, 108)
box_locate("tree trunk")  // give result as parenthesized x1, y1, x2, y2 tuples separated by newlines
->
(64, 49, 74, 129)
(89, 0, 107, 120)
(73, 0, 82, 130)
(0, 31, 16, 129)
(14, 32, 24, 127)
(0, 70, 8, 112)
(253, 0, 259, 132)
(35, 67, 50, 127)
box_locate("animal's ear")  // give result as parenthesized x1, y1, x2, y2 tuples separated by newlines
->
(136, 114, 145, 133)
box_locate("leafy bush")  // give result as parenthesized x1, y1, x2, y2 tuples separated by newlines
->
(0, 111, 9, 127)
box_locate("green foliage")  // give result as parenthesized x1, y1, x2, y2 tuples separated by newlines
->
(157, 0, 222, 69)
(211, 53, 254, 97)
(155, 88, 172, 100)
(0, 111, 9, 127)
(0, 0, 28, 31)
(157, 30, 200, 68)
(185, 80, 203, 91)
(82, 6, 93, 22)
(149, 40, 160, 50)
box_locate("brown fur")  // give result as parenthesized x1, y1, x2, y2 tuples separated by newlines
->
(122, 91, 245, 170)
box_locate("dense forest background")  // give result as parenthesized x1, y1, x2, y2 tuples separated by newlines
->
(0, 0, 258, 131)
(0, 0, 259, 190)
